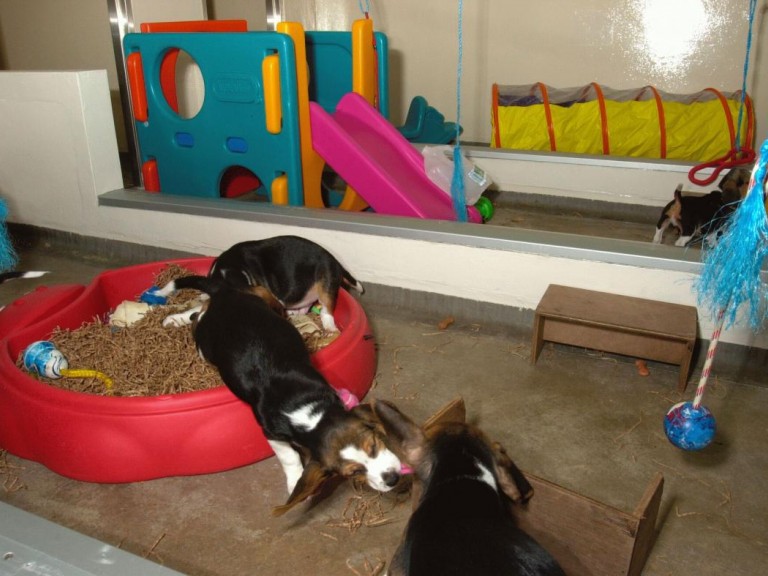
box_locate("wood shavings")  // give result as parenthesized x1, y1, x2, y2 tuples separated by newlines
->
(508, 343, 529, 359)
(142, 532, 166, 563)
(346, 557, 386, 576)
(1, 449, 27, 493)
(327, 486, 406, 534)
(613, 413, 644, 444)
(16, 264, 338, 396)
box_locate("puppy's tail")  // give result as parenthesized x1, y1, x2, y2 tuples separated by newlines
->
(341, 268, 364, 295)
(0, 271, 48, 285)
(674, 184, 684, 202)
(157, 274, 226, 298)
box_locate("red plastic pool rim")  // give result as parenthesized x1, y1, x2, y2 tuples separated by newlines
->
(0, 258, 376, 483)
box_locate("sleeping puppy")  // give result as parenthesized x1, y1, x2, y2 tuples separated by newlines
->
(157, 275, 402, 515)
(652, 185, 732, 247)
(164, 236, 362, 333)
(374, 400, 565, 576)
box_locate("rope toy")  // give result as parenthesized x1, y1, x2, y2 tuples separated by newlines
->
(688, 0, 757, 187)
(23, 340, 114, 391)
(665, 137, 768, 451)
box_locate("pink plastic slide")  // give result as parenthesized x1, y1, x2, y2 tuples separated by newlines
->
(309, 92, 481, 222)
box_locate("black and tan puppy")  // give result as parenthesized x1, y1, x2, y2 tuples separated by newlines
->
(158, 275, 402, 515)
(653, 167, 751, 247)
(374, 400, 565, 576)
(652, 185, 732, 247)
(212, 236, 362, 332)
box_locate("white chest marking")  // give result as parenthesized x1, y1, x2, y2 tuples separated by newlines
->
(285, 403, 323, 431)
(475, 460, 498, 491)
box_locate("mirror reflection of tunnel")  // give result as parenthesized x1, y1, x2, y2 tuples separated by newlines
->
(220, 166, 265, 200)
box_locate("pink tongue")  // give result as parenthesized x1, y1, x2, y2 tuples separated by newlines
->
(400, 464, 414, 475)
(336, 388, 360, 410)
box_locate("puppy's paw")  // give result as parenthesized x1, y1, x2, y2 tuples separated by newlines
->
(320, 310, 339, 333)
(163, 312, 191, 328)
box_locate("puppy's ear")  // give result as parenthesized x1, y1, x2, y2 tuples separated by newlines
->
(271, 461, 330, 517)
(250, 285, 286, 317)
(372, 400, 425, 467)
(491, 441, 534, 505)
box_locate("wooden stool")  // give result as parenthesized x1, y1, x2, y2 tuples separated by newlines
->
(531, 284, 698, 392)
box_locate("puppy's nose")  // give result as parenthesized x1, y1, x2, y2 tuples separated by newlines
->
(382, 470, 401, 488)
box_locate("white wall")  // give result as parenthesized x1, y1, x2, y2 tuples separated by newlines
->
(1, 71, 766, 353)
(299, 0, 768, 148)
(1, 1, 765, 152)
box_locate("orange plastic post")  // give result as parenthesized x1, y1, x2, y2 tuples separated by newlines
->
(271, 174, 289, 205)
(277, 22, 324, 208)
(263, 54, 282, 134)
(126, 52, 148, 122)
(352, 18, 377, 107)
(142, 159, 160, 192)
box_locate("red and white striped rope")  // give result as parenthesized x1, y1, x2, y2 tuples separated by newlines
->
(693, 309, 726, 408)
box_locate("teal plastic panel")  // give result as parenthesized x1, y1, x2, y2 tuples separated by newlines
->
(124, 32, 303, 204)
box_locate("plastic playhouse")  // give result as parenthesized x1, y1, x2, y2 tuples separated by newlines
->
(124, 19, 480, 222)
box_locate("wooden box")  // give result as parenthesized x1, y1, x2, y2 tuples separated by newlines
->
(423, 398, 663, 576)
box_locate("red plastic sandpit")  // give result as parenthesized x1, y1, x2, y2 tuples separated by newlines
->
(0, 258, 376, 483)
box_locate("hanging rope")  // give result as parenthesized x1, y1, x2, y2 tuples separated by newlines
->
(450, 0, 468, 222)
(357, 0, 370, 19)
(688, 0, 757, 186)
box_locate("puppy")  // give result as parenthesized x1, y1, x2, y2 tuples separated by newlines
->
(373, 400, 565, 576)
(652, 185, 733, 247)
(718, 166, 752, 204)
(157, 275, 402, 515)
(165, 236, 362, 333)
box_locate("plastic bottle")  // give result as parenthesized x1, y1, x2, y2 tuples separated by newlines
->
(422, 145, 491, 205)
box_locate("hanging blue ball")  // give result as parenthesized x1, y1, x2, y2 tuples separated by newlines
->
(664, 401, 716, 451)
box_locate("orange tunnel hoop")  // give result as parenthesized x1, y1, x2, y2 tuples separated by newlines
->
(126, 52, 148, 123)
(590, 82, 610, 155)
(637, 85, 667, 159)
(537, 82, 556, 152)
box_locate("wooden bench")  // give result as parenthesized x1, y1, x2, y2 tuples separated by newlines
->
(531, 284, 698, 392)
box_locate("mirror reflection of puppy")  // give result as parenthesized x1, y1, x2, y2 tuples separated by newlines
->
(653, 166, 752, 247)
(374, 400, 565, 576)
(718, 166, 752, 204)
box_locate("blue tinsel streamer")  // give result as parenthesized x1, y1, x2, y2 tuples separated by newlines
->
(0, 198, 18, 272)
(696, 138, 768, 330)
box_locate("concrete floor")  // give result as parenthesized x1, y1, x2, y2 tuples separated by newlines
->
(1, 222, 766, 576)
